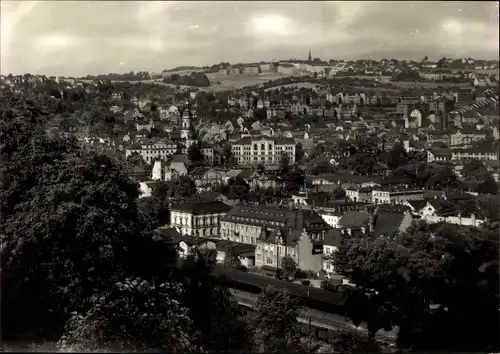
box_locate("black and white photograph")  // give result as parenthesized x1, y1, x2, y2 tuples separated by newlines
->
(1, 1, 499, 352)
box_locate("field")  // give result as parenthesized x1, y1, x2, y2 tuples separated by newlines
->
(205, 72, 303, 92)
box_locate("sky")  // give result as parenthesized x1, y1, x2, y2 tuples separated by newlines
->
(1, 1, 499, 76)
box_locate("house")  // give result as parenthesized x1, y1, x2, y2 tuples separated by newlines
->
(427, 148, 453, 163)
(170, 201, 232, 237)
(165, 160, 188, 181)
(125, 139, 180, 164)
(322, 227, 367, 278)
(231, 136, 296, 166)
(371, 209, 413, 237)
(244, 65, 260, 75)
(260, 63, 273, 72)
(450, 128, 486, 147)
(337, 211, 371, 229)
(277, 64, 296, 75)
(190, 167, 225, 191)
(127, 164, 153, 182)
(345, 187, 373, 203)
(426, 130, 451, 147)
(220, 205, 331, 273)
(317, 210, 342, 228)
(371, 188, 425, 205)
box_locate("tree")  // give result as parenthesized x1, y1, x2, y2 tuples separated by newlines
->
(57, 278, 197, 352)
(333, 221, 499, 351)
(295, 143, 305, 163)
(178, 247, 253, 352)
(283, 166, 306, 196)
(188, 142, 204, 163)
(222, 143, 237, 168)
(126, 151, 145, 167)
(227, 177, 250, 200)
(250, 286, 304, 353)
(0, 96, 160, 341)
(461, 160, 488, 181)
(279, 153, 291, 176)
(280, 255, 297, 280)
(425, 164, 460, 189)
(332, 186, 346, 200)
(387, 142, 408, 170)
(476, 173, 499, 195)
(256, 163, 266, 175)
(157, 176, 197, 202)
(224, 247, 244, 270)
(325, 330, 381, 353)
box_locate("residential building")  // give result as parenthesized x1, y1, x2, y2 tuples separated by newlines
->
(345, 187, 373, 203)
(244, 65, 260, 75)
(428, 146, 499, 163)
(426, 131, 451, 147)
(220, 205, 331, 273)
(277, 64, 296, 75)
(427, 148, 453, 163)
(450, 128, 486, 147)
(125, 140, 179, 163)
(322, 208, 413, 277)
(170, 202, 232, 237)
(372, 188, 424, 205)
(231, 136, 296, 166)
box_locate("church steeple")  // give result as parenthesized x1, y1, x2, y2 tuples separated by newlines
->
(308, 49, 312, 62)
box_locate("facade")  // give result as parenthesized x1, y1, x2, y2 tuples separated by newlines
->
(428, 147, 499, 163)
(244, 65, 260, 75)
(372, 189, 424, 205)
(345, 187, 373, 203)
(231, 136, 296, 166)
(170, 202, 232, 237)
(426, 131, 451, 147)
(450, 128, 486, 147)
(277, 64, 296, 75)
(220, 205, 331, 272)
(125, 139, 180, 164)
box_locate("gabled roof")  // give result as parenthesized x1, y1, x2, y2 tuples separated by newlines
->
(406, 199, 428, 211)
(170, 201, 232, 215)
(372, 210, 408, 237)
(338, 211, 370, 228)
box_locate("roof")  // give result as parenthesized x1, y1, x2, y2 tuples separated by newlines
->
(233, 135, 296, 145)
(406, 199, 428, 211)
(221, 205, 331, 246)
(170, 201, 232, 215)
(338, 211, 370, 228)
(372, 210, 407, 237)
(170, 154, 190, 164)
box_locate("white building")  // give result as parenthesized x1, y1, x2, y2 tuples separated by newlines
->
(170, 202, 231, 237)
(231, 135, 296, 166)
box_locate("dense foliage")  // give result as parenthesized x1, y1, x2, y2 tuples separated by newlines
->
(333, 221, 499, 352)
(163, 72, 211, 87)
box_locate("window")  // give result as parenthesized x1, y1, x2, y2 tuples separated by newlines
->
(253, 144, 257, 150)
(268, 144, 272, 150)
(261, 144, 265, 150)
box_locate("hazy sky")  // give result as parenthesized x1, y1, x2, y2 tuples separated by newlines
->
(1, 1, 498, 76)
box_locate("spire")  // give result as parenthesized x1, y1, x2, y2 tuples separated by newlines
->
(308, 49, 312, 62)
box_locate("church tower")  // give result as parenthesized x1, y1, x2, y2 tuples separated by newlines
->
(181, 102, 196, 148)
(308, 49, 312, 62)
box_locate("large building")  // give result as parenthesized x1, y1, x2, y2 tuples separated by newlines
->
(220, 205, 331, 273)
(231, 136, 296, 166)
(125, 104, 214, 164)
(170, 202, 232, 237)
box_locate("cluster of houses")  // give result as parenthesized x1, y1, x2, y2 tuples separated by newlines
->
(147, 166, 493, 284)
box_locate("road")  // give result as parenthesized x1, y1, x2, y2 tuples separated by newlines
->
(230, 288, 398, 344)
